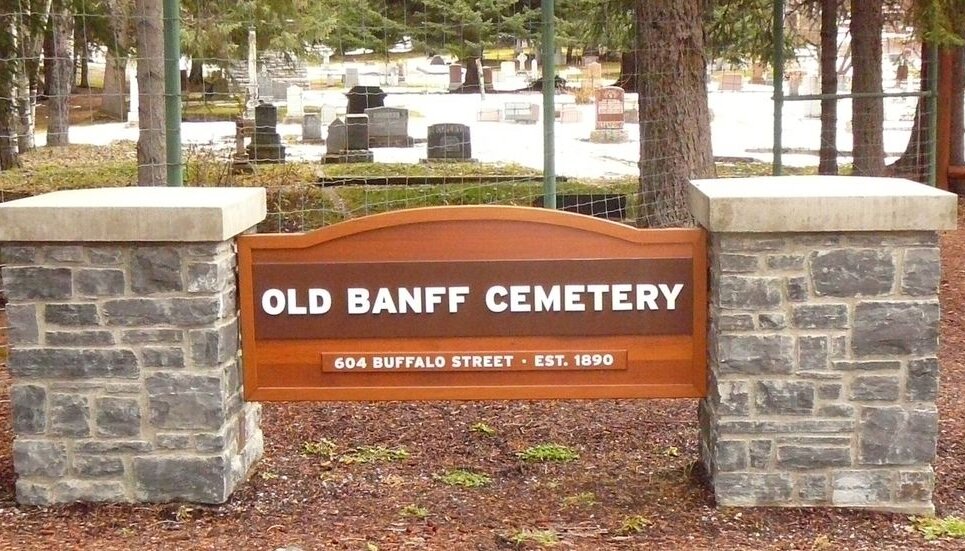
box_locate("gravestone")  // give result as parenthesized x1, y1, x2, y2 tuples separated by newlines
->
(323, 115, 374, 163)
(719, 73, 743, 91)
(258, 68, 273, 100)
(584, 61, 603, 90)
(365, 106, 414, 147)
(286, 85, 304, 119)
(556, 103, 581, 123)
(530, 58, 539, 80)
(482, 67, 494, 90)
(590, 86, 628, 143)
(345, 67, 360, 88)
(126, 59, 139, 126)
(499, 61, 516, 81)
(246, 103, 286, 163)
(345, 86, 386, 114)
(478, 104, 502, 122)
(232, 117, 253, 173)
(429, 55, 446, 65)
(623, 98, 640, 124)
(302, 112, 322, 142)
(271, 80, 288, 101)
(504, 102, 539, 124)
(449, 64, 463, 91)
(426, 123, 473, 162)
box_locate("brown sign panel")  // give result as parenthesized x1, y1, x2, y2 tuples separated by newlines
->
(238, 206, 707, 401)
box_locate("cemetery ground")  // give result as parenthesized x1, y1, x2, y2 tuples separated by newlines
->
(0, 156, 964, 549)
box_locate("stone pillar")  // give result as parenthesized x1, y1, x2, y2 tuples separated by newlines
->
(0, 187, 267, 505)
(690, 176, 958, 514)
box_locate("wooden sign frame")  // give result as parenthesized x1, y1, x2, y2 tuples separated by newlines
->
(238, 206, 707, 401)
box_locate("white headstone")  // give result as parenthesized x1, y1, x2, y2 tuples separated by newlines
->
(126, 58, 139, 125)
(246, 27, 258, 118)
(530, 58, 538, 80)
(499, 61, 516, 82)
(345, 67, 360, 88)
(516, 52, 527, 71)
(286, 85, 304, 118)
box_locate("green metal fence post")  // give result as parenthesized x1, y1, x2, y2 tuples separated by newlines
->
(772, 0, 784, 176)
(927, 46, 939, 187)
(163, 0, 183, 186)
(541, 0, 556, 209)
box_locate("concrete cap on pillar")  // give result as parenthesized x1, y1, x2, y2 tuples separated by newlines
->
(688, 176, 958, 233)
(0, 187, 267, 242)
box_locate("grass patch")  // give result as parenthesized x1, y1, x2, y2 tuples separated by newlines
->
(181, 100, 243, 121)
(507, 528, 560, 547)
(301, 439, 337, 458)
(561, 491, 598, 508)
(912, 516, 965, 540)
(435, 469, 491, 488)
(517, 443, 579, 463)
(617, 515, 652, 535)
(400, 504, 429, 520)
(469, 422, 497, 437)
(338, 446, 410, 464)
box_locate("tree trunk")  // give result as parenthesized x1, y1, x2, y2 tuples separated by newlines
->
(818, 0, 837, 175)
(952, 47, 964, 167)
(102, 51, 127, 119)
(47, 0, 73, 147)
(135, 0, 166, 185)
(14, 0, 52, 154)
(43, 24, 54, 97)
(188, 58, 204, 90)
(850, 0, 884, 176)
(0, 12, 20, 170)
(886, 43, 931, 181)
(614, 51, 639, 92)
(456, 56, 482, 93)
(637, 0, 715, 228)
(75, 15, 89, 88)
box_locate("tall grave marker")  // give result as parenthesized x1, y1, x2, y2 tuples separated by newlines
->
(590, 86, 628, 143)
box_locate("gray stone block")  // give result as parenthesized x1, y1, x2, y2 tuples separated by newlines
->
(758, 313, 786, 330)
(14, 440, 67, 477)
(16, 480, 53, 505)
(11, 384, 46, 434)
(810, 249, 895, 297)
(901, 248, 940, 296)
(3, 267, 72, 300)
(817, 383, 842, 400)
(75, 268, 126, 296)
(45, 246, 86, 263)
(146, 372, 226, 430)
(10, 348, 138, 379)
(45, 303, 100, 326)
(850, 375, 901, 401)
(830, 336, 848, 359)
(133, 455, 229, 503)
(715, 473, 793, 505)
(718, 254, 759, 273)
(717, 235, 786, 252)
(73, 455, 125, 477)
(817, 404, 855, 418)
(797, 473, 829, 501)
(798, 336, 828, 370)
(87, 246, 126, 265)
(858, 406, 937, 465)
(52, 481, 127, 502)
(1, 245, 39, 264)
(121, 329, 184, 344)
(95, 397, 142, 438)
(103, 299, 169, 326)
(907, 358, 939, 402)
(156, 433, 193, 450)
(755, 380, 815, 415)
(186, 260, 231, 293)
(142, 347, 186, 369)
(718, 276, 783, 310)
(76, 440, 152, 454)
(853, 301, 939, 357)
(185, 242, 231, 257)
(897, 470, 934, 502)
(713, 380, 750, 416)
(716, 440, 747, 471)
(776, 445, 851, 469)
(718, 335, 794, 375)
(46, 331, 115, 347)
(6, 304, 39, 345)
(719, 418, 855, 434)
(717, 314, 755, 332)
(49, 393, 91, 437)
(132, 247, 184, 293)
(831, 360, 901, 371)
(169, 297, 225, 325)
(832, 471, 892, 506)
(190, 320, 239, 366)
(786, 276, 809, 302)
(791, 304, 849, 329)
(766, 254, 805, 271)
(748, 440, 772, 469)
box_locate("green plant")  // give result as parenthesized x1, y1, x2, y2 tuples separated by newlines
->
(400, 504, 429, 520)
(301, 438, 337, 458)
(469, 422, 497, 436)
(912, 516, 965, 540)
(435, 469, 491, 488)
(339, 446, 410, 464)
(507, 528, 560, 546)
(517, 443, 579, 463)
(617, 515, 652, 535)
(561, 491, 598, 508)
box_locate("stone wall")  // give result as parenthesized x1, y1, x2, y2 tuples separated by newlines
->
(3, 241, 263, 505)
(699, 231, 940, 514)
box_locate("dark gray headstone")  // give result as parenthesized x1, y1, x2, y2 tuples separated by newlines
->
(427, 123, 471, 160)
(345, 86, 387, 115)
(303, 112, 322, 142)
(246, 103, 285, 163)
(345, 114, 369, 151)
(429, 55, 445, 65)
(326, 118, 347, 153)
(365, 106, 412, 147)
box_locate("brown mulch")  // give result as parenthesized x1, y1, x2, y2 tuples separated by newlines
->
(1, 199, 964, 551)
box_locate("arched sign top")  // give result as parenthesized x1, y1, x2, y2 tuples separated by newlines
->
(238, 206, 707, 402)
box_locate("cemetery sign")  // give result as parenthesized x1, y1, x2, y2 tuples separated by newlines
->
(238, 207, 707, 401)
